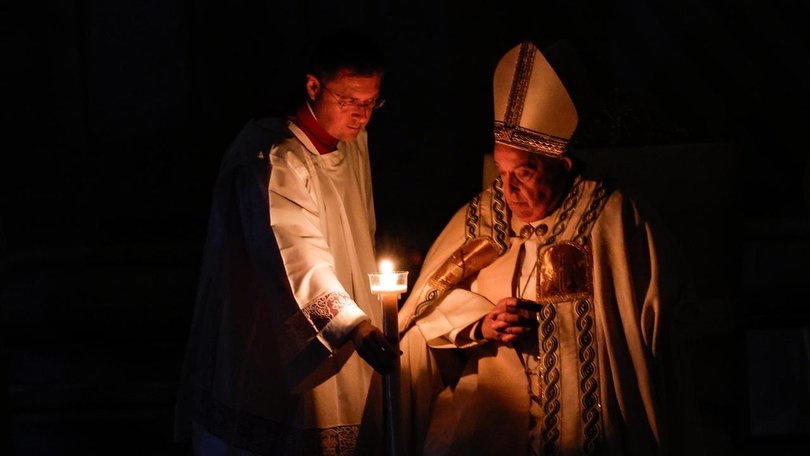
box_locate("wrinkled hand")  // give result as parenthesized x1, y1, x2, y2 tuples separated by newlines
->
(350, 320, 397, 375)
(480, 297, 540, 344)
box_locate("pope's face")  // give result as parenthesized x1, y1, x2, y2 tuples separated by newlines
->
(306, 69, 382, 141)
(494, 143, 571, 223)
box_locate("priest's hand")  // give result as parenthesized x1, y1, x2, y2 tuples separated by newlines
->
(480, 297, 540, 344)
(351, 320, 397, 375)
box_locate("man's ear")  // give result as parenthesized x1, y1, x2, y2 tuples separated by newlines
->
(305, 74, 320, 101)
(560, 156, 573, 173)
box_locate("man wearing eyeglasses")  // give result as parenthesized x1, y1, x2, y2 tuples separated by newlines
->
(176, 28, 396, 455)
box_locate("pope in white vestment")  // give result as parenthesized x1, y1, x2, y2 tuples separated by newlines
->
(398, 41, 700, 456)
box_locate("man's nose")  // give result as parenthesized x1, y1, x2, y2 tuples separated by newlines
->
(352, 106, 371, 122)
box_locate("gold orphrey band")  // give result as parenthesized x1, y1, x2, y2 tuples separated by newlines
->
(504, 42, 535, 127)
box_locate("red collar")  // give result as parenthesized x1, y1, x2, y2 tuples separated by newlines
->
(289, 104, 339, 155)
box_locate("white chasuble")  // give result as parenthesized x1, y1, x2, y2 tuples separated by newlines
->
(400, 176, 697, 456)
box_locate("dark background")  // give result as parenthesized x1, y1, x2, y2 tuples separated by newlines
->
(3, 0, 809, 454)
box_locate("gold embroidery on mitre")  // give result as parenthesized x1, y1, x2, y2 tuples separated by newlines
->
(504, 41, 537, 127)
(493, 41, 579, 157)
(493, 122, 569, 157)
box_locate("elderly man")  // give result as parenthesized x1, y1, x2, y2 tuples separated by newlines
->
(399, 41, 697, 455)
(175, 29, 397, 455)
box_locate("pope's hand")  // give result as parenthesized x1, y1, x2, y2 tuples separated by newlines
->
(480, 297, 540, 344)
(350, 320, 397, 374)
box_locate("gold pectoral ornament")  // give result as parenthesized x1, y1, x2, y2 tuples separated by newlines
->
(537, 241, 592, 303)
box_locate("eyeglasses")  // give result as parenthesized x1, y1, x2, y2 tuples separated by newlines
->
(322, 86, 386, 112)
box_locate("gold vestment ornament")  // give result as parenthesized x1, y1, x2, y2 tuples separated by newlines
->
(536, 241, 592, 304)
(428, 237, 504, 293)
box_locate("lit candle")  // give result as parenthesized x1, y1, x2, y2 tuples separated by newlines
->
(368, 259, 408, 456)
(370, 259, 408, 294)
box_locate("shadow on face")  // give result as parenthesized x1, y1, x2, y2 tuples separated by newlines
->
(305, 69, 382, 141)
(493, 142, 572, 223)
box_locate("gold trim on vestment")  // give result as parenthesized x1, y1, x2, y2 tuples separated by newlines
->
(427, 237, 504, 293)
(504, 41, 537, 127)
(494, 121, 569, 157)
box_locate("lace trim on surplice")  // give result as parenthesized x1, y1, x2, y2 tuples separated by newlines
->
(283, 290, 354, 355)
(195, 389, 360, 455)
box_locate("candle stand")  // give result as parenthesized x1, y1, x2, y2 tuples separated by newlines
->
(368, 265, 408, 456)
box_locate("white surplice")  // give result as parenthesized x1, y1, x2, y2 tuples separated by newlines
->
(177, 118, 383, 456)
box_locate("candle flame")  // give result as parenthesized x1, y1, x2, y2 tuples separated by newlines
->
(380, 259, 394, 274)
